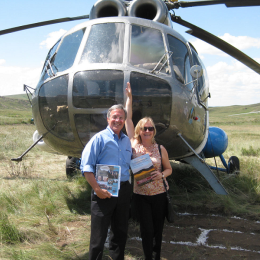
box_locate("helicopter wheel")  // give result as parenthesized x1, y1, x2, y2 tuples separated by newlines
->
(66, 156, 80, 178)
(228, 156, 240, 174)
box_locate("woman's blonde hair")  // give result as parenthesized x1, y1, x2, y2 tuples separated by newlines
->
(134, 117, 157, 144)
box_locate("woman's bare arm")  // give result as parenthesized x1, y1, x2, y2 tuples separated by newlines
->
(161, 145, 172, 178)
(125, 82, 135, 141)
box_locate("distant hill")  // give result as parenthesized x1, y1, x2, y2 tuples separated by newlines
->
(208, 103, 260, 126)
(209, 103, 260, 117)
(2, 94, 28, 100)
(0, 96, 31, 110)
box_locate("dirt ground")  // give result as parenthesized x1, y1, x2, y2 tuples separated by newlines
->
(56, 212, 260, 260)
(126, 213, 260, 259)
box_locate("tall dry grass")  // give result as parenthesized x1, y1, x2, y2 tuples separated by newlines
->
(0, 104, 259, 259)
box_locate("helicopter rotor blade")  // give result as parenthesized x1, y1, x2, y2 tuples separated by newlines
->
(171, 15, 260, 75)
(0, 15, 89, 36)
(167, 0, 260, 9)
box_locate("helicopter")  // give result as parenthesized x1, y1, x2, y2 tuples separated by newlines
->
(1, 0, 260, 195)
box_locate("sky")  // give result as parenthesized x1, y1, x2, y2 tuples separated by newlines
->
(0, 0, 260, 107)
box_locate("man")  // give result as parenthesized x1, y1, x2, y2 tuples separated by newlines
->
(80, 104, 132, 260)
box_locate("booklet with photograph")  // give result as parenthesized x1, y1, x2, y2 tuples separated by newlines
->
(95, 164, 121, 197)
(130, 154, 155, 186)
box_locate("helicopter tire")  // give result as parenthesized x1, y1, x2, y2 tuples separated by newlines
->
(66, 156, 80, 178)
(228, 156, 240, 174)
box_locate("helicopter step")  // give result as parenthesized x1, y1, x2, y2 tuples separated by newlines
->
(177, 132, 228, 195)
(182, 155, 228, 195)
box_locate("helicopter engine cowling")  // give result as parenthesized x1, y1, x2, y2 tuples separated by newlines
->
(128, 0, 171, 26)
(89, 0, 127, 19)
(202, 127, 228, 158)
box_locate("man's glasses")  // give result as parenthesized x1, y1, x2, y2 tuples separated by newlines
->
(141, 127, 155, 132)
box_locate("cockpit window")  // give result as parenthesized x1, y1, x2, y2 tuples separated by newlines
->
(73, 70, 124, 108)
(80, 23, 125, 64)
(39, 75, 74, 141)
(41, 39, 61, 74)
(130, 25, 168, 73)
(167, 35, 193, 91)
(41, 28, 85, 81)
(51, 28, 85, 73)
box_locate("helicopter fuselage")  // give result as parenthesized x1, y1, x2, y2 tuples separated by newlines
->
(32, 16, 209, 159)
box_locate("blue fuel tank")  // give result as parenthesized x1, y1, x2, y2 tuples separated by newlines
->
(202, 126, 228, 158)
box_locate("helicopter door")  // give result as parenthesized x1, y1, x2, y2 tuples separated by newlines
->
(190, 46, 210, 105)
(167, 35, 193, 93)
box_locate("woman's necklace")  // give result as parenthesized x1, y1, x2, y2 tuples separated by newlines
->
(143, 144, 153, 149)
(142, 143, 153, 154)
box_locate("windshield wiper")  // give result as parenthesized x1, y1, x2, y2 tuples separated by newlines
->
(44, 59, 55, 77)
(149, 51, 173, 74)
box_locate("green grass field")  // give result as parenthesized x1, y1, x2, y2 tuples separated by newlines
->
(0, 96, 32, 125)
(0, 96, 259, 259)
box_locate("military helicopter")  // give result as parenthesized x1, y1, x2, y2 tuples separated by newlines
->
(2, 0, 260, 195)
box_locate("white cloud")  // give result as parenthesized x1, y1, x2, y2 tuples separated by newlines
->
(0, 59, 6, 65)
(190, 34, 260, 57)
(207, 60, 260, 107)
(0, 65, 42, 96)
(190, 34, 260, 106)
(0, 29, 67, 96)
(221, 33, 260, 50)
(40, 29, 67, 49)
(191, 39, 226, 56)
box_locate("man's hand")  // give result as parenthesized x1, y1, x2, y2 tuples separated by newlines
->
(95, 188, 112, 199)
(84, 172, 112, 199)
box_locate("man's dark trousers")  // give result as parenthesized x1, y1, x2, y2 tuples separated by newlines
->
(89, 181, 132, 260)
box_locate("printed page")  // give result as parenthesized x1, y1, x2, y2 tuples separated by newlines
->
(130, 154, 155, 186)
(95, 164, 121, 197)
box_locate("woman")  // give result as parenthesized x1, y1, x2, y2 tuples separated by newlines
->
(125, 82, 172, 260)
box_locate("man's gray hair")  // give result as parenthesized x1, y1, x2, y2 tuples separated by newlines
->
(107, 104, 127, 119)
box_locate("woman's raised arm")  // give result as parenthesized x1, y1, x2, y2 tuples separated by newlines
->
(125, 82, 135, 141)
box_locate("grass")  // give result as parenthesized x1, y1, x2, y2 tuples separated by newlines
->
(0, 101, 259, 258)
(241, 146, 260, 156)
(0, 97, 32, 125)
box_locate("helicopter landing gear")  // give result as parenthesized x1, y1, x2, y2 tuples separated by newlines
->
(228, 156, 240, 174)
(66, 156, 81, 178)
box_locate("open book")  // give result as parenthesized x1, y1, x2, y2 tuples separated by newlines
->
(130, 154, 155, 186)
(95, 164, 121, 197)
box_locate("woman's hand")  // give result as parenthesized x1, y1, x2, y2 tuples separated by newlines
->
(151, 170, 164, 181)
(125, 82, 132, 99)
